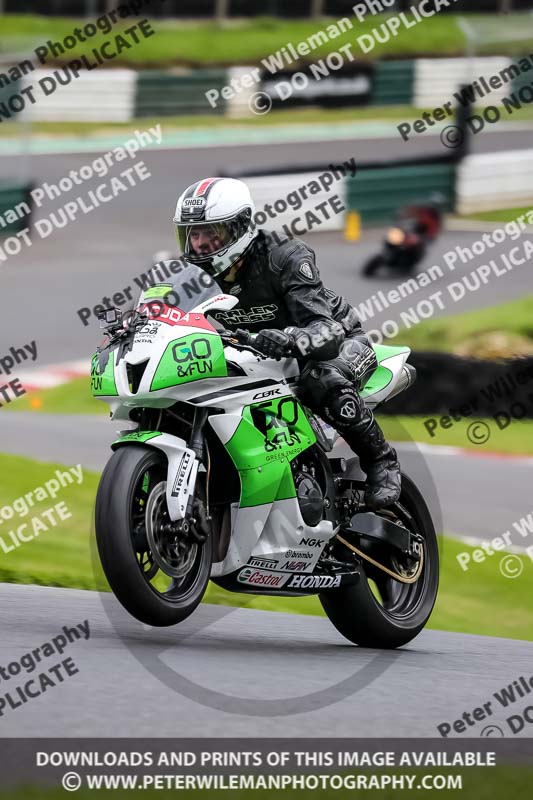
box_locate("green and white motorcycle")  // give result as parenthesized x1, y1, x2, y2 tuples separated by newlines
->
(93, 271, 439, 648)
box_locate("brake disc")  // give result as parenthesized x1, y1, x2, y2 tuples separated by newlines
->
(145, 481, 197, 578)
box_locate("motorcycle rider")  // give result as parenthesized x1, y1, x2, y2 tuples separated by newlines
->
(173, 177, 401, 509)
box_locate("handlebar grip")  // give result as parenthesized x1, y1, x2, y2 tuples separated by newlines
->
(235, 328, 255, 345)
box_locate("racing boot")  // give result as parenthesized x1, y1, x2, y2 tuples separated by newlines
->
(343, 408, 402, 510)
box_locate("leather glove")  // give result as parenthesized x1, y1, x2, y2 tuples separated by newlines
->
(254, 329, 295, 360)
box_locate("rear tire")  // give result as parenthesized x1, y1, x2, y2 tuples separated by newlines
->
(95, 446, 212, 627)
(320, 473, 439, 648)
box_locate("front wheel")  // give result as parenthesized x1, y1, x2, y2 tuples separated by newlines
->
(320, 473, 439, 648)
(95, 446, 212, 627)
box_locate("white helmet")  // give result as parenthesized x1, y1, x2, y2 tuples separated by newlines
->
(173, 177, 258, 278)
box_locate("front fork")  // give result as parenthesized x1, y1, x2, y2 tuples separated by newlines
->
(185, 407, 210, 518)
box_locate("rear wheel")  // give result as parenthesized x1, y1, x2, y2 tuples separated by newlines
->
(95, 446, 212, 627)
(320, 473, 439, 648)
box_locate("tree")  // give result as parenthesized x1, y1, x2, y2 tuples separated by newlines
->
(215, 0, 230, 20)
(310, 0, 325, 19)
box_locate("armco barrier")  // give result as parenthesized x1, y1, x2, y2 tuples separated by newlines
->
(346, 160, 456, 225)
(0, 183, 33, 235)
(370, 60, 415, 106)
(457, 149, 533, 215)
(414, 57, 512, 108)
(0, 71, 20, 109)
(135, 70, 228, 116)
(382, 353, 533, 418)
(18, 69, 136, 122)
(246, 171, 346, 234)
(4, 54, 532, 122)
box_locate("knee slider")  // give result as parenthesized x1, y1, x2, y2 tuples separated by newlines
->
(322, 386, 364, 431)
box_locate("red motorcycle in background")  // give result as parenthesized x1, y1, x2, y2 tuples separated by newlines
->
(362, 200, 444, 278)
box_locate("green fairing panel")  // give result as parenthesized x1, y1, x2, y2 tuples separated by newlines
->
(224, 396, 317, 508)
(90, 352, 118, 397)
(112, 431, 162, 448)
(150, 332, 228, 391)
(141, 283, 174, 300)
(361, 343, 410, 398)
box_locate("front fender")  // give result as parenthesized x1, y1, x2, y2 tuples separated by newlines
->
(112, 431, 199, 522)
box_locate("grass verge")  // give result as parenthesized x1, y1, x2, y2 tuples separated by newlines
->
(4, 768, 533, 800)
(0, 106, 427, 139)
(1, 452, 531, 641)
(389, 296, 533, 354)
(9, 376, 533, 457)
(3, 768, 533, 800)
(464, 207, 533, 224)
(378, 415, 533, 457)
(0, 13, 519, 67)
(2, 103, 533, 140)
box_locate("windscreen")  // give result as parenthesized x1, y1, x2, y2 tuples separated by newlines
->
(137, 261, 223, 314)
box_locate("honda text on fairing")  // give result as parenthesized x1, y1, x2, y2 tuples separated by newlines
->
(92, 271, 439, 648)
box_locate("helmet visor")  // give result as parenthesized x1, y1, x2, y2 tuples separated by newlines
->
(176, 210, 252, 267)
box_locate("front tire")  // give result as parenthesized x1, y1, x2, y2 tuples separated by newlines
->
(95, 446, 212, 627)
(320, 473, 439, 648)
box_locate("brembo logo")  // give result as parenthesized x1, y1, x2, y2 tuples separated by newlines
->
(285, 550, 313, 560)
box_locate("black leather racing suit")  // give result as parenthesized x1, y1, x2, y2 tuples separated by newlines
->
(210, 230, 401, 509)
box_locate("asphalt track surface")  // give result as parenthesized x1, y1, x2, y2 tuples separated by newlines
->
(2, 582, 533, 737)
(1, 127, 532, 364)
(1, 128, 532, 740)
(2, 411, 532, 547)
